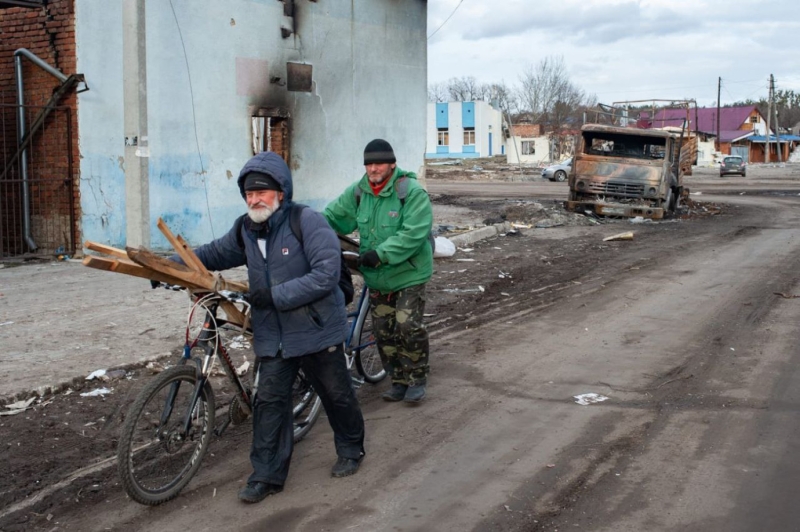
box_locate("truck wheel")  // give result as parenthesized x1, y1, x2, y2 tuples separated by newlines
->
(554, 170, 567, 182)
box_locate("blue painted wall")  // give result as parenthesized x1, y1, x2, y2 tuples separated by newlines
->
(76, 0, 427, 250)
(436, 103, 449, 129)
(462, 102, 475, 128)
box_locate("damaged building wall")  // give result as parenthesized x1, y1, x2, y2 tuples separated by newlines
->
(75, 0, 427, 249)
(0, 0, 81, 257)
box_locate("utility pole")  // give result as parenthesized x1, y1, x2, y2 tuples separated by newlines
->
(765, 75, 772, 164)
(123, 0, 150, 247)
(773, 75, 783, 163)
(716, 77, 721, 153)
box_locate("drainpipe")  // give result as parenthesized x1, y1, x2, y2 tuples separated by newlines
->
(14, 48, 69, 252)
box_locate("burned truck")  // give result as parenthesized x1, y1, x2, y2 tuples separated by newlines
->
(565, 124, 695, 219)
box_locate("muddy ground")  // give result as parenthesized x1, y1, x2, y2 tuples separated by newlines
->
(0, 196, 729, 531)
(2, 161, 799, 531)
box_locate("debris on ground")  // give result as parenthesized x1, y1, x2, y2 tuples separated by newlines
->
(433, 237, 457, 258)
(603, 232, 634, 242)
(774, 292, 800, 299)
(573, 393, 609, 406)
(80, 388, 112, 398)
(236, 358, 250, 376)
(1, 397, 36, 416)
(85, 369, 106, 381)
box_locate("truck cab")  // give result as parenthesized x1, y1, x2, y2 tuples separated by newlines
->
(565, 124, 691, 219)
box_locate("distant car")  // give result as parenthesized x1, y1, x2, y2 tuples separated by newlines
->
(542, 157, 572, 182)
(720, 156, 746, 177)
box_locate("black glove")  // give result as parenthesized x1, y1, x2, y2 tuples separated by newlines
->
(150, 280, 161, 289)
(357, 250, 381, 269)
(247, 288, 274, 309)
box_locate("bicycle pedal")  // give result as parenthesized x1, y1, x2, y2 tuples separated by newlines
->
(350, 375, 364, 388)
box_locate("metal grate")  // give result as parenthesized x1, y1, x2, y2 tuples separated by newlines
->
(586, 181, 645, 198)
(0, 99, 76, 260)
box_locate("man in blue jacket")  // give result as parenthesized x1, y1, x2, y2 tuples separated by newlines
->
(187, 152, 365, 503)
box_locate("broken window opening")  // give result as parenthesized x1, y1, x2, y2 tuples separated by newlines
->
(438, 128, 449, 146)
(584, 133, 666, 160)
(521, 141, 535, 155)
(251, 109, 290, 163)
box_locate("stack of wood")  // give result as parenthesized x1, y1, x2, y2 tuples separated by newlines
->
(83, 218, 249, 327)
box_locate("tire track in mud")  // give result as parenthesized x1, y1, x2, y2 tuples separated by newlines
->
(470, 200, 800, 532)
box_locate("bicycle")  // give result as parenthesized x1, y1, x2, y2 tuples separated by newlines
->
(117, 263, 384, 505)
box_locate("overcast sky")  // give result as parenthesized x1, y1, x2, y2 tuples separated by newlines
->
(427, 0, 800, 107)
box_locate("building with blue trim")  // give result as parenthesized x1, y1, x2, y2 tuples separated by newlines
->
(426, 101, 505, 159)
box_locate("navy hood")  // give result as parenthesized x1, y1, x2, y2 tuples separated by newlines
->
(237, 152, 293, 201)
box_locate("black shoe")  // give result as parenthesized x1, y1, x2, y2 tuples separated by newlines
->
(404, 383, 426, 404)
(238, 481, 283, 503)
(331, 455, 363, 478)
(382, 383, 408, 402)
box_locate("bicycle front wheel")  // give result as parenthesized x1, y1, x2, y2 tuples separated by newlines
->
(117, 365, 215, 505)
(354, 311, 387, 384)
(292, 369, 322, 442)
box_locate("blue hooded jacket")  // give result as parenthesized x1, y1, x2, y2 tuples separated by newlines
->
(191, 152, 347, 358)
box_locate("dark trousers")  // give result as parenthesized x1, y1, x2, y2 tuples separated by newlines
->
(370, 283, 430, 387)
(248, 344, 365, 486)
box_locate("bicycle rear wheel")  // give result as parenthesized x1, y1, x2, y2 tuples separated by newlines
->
(292, 369, 322, 442)
(117, 365, 215, 506)
(354, 311, 387, 384)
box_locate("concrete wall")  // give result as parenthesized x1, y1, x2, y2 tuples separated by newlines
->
(426, 101, 503, 159)
(76, 0, 427, 250)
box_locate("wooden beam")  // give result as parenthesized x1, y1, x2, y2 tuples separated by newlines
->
(84, 241, 130, 260)
(82, 256, 204, 288)
(126, 246, 248, 293)
(156, 218, 205, 270)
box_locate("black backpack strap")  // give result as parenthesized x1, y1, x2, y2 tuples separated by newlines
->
(289, 203, 306, 245)
(234, 214, 247, 251)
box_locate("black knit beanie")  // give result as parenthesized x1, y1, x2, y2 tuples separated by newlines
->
(363, 139, 396, 165)
(243, 172, 281, 192)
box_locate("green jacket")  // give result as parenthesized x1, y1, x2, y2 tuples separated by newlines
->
(324, 167, 433, 294)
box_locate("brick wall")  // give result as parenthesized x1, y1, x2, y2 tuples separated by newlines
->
(0, 0, 79, 257)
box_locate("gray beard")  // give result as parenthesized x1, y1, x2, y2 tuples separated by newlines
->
(247, 205, 274, 223)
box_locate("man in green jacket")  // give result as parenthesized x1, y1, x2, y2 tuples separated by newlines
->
(324, 139, 434, 403)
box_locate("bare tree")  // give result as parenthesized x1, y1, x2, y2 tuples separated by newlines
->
(517, 55, 590, 131)
(446, 76, 489, 102)
(428, 82, 449, 103)
(487, 82, 519, 119)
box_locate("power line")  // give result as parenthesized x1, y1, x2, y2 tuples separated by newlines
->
(428, 0, 465, 40)
(169, 0, 215, 239)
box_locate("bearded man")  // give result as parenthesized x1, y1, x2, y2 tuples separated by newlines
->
(166, 151, 365, 503)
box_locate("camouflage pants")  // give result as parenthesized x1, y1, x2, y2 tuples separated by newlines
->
(369, 283, 430, 387)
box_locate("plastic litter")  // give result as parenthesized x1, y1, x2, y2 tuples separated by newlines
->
(80, 388, 113, 397)
(86, 369, 107, 381)
(433, 237, 456, 258)
(574, 393, 609, 406)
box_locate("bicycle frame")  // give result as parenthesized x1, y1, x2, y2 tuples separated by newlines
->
(344, 285, 376, 374)
(172, 291, 253, 437)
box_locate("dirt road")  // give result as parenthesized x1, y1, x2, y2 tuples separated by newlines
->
(3, 164, 800, 531)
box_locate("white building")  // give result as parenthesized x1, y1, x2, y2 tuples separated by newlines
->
(505, 124, 552, 165)
(425, 101, 505, 159)
(76, 1, 427, 250)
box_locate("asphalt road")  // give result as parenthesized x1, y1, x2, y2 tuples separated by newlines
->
(6, 164, 800, 531)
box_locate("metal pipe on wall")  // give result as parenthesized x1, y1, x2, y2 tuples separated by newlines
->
(13, 48, 69, 252)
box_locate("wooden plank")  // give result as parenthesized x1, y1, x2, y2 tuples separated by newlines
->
(84, 241, 129, 260)
(83, 256, 204, 288)
(156, 217, 207, 273)
(175, 234, 210, 275)
(126, 246, 248, 293)
(219, 301, 247, 328)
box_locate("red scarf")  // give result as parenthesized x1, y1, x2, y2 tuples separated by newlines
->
(369, 178, 390, 196)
